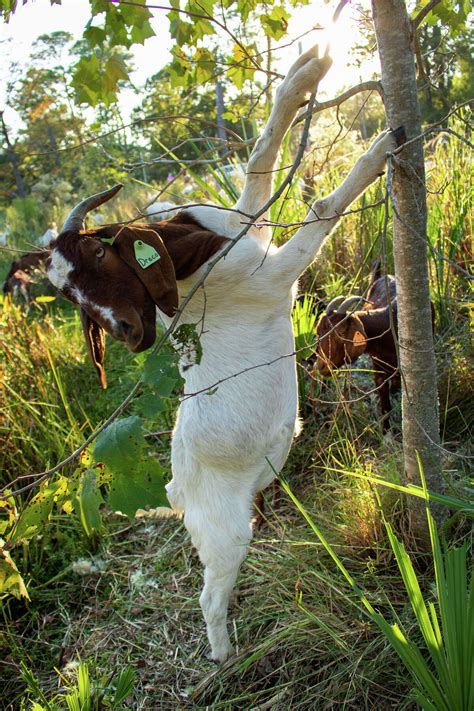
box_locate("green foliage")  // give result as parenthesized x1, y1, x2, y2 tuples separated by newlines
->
(71, 52, 129, 107)
(94, 415, 144, 472)
(280, 470, 474, 711)
(414, 0, 471, 35)
(0, 0, 471, 108)
(292, 293, 318, 402)
(93, 414, 168, 518)
(75, 469, 104, 537)
(260, 4, 290, 40)
(0, 541, 30, 600)
(20, 660, 135, 710)
(91, 349, 186, 519)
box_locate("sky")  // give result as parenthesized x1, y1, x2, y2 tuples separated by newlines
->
(0, 0, 378, 133)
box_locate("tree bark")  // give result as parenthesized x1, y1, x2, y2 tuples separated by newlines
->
(0, 110, 26, 198)
(371, 0, 443, 540)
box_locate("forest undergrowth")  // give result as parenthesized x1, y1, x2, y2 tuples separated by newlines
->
(0, 113, 472, 709)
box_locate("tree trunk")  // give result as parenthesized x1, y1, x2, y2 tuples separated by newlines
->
(371, 0, 443, 540)
(0, 110, 26, 198)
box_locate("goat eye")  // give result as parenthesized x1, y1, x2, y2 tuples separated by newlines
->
(96, 246, 105, 259)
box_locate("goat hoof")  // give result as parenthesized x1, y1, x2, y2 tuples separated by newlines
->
(208, 642, 235, 664)
(391, 125, 406, 147)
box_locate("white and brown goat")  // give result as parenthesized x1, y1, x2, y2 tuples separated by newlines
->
(46, 47, 401, 662)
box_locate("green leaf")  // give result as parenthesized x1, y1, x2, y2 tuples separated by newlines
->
(260, 5, 290, 40)
(103, 55, 129, 93)
(0, 545, 29, 600)
(194, 47, 215, 83)
(135, 391, 168, 420)
(76, 469, 103, 537)
(226, 43, 257, 90)
(120, 2, 153, 27)
(173, 323, 203, 367)
(94, 415, 144, 474)
(84, 25, 106, 48)
(108, 460, 168, 518)
(112, 666, 135, 704)
(186, 0, 215, 16)
(142, 352, 182, 394)
(8, 480, 62, 543)
(168, 17, 194, 46)
(130, 21, 155, 45)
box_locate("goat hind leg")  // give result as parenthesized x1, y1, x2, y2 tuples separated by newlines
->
(183, 478, 253, 662)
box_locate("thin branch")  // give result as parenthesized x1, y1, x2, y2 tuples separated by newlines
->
(413, 0, 442, 28)
(292, 81, 383, 127)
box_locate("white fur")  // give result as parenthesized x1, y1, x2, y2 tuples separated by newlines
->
(48, 251, 74, 290)
(70, 287, 120, 332)
(145, 201, 178, 222)
(159, 47, 397, 662)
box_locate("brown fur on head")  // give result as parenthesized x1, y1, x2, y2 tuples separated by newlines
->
(47, 223, 179, 388)
(315, 312, 367, 376)
(47, 216, 228, 388)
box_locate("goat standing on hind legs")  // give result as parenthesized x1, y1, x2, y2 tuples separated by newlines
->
(46, 47, 400, 662)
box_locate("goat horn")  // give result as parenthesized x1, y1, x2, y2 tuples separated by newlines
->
(336, 295, 366, 314)
(325, 295, 346, 315)
(60, 184, 123, 234)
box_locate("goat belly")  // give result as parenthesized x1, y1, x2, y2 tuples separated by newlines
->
(174, 320, 298, 473)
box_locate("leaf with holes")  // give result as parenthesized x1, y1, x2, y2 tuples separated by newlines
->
(108, 460, 169, 518)
(94, 415, 144, 474)
(7, 480, 65, 544)
(173, 323, 203, 369)
(0, 546, 30, 600)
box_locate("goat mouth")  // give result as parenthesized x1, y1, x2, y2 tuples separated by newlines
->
(125, 320, 156, 353)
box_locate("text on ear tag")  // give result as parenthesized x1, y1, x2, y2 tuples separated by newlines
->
(134, 240, 161, 268)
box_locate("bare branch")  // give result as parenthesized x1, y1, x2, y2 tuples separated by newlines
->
(413, 0, 442, 28)
(292, 81, 383, 127)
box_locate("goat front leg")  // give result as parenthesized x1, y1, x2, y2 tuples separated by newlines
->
(235, 46, 332, 224)
(271, 130, 398, 284)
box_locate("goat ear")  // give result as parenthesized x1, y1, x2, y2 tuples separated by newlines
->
(100, 225, 178, 317)
(353, 329, 367, 353)
(80, 308, 107, 390)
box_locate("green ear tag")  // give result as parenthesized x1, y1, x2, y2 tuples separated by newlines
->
(134, 240, 161, 269)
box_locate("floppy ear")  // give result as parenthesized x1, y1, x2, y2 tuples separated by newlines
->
(80, 308, 107, 390)
(100, 225, 178, 317)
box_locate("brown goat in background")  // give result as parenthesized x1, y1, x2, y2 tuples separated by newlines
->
(315, 261, 403, 431)
(2, 250, 49, 306)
